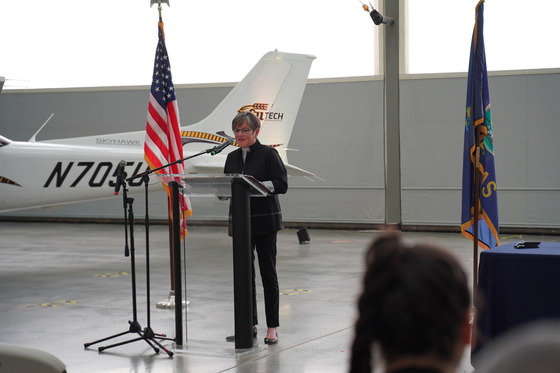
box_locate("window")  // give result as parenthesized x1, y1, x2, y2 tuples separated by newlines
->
(407, 0, 560, 73)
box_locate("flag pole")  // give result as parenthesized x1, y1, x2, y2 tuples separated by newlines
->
(467, 1, 485, 350)
(148, 0, 185, 310)
(471, 119, 486, 351)
(463, 1, 499, 350)
(472, 125, 483, 298)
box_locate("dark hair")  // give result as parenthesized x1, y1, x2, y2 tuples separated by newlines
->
(232, 111, 261, 131)
(349, 231, 470, 373)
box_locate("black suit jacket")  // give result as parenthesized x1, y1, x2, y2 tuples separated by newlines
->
(224, 140, 288, 236)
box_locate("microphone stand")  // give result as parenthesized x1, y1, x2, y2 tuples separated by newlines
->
(139, 173, 175, 354)
(84, 172, 174, 357)
(122, 140, 231, 346)
(84, 140, 229, 355)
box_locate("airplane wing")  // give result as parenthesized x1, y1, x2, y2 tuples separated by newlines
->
(189, 155, 318, 179)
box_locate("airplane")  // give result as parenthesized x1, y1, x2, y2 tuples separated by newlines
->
(0, 50, 317, 212)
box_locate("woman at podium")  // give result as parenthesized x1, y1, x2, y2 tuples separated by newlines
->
(224, 111, 288, 345)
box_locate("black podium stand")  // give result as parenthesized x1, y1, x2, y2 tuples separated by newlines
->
(166, 174, 270, 351)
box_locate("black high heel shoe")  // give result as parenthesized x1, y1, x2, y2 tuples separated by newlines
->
(264, 332, 278, 345)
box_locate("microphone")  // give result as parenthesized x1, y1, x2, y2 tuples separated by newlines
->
(209, 138, 233, 156)
(113, 160, 127, 195)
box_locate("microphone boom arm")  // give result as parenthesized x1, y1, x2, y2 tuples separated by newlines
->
(126, 139, 232, 182)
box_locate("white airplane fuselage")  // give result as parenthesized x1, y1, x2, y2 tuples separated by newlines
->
(0, 136, 151, 211)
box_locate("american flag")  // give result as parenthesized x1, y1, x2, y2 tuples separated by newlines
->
(144, 22, 192, 238)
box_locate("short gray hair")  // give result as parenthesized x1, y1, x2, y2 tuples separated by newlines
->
(232, 111, 261, 131)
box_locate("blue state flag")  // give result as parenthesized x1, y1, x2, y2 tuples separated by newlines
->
(461, 0, 499, 250)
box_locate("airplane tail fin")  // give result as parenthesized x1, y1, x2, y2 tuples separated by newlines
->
(181, 50, 315, 163)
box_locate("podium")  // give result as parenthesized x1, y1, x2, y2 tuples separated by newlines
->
(165, 174, 270, 351)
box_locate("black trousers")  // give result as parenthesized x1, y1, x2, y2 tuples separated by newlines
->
(251, 231, 279, 328)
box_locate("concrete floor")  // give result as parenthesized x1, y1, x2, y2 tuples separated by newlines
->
(1, 221, 554, 373)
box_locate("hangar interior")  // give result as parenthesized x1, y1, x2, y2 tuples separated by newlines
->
(1, 1, 560, 372)
(2, 55, 559, 373)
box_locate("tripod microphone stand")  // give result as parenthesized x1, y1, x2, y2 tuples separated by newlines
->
(84, 170, 173, 357)
(85, 139, 231, 353)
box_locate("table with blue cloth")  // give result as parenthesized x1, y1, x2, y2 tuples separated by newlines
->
(473, 241, 560, 359)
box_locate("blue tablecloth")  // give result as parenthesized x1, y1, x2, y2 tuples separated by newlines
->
(474, 242, 560, 357)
